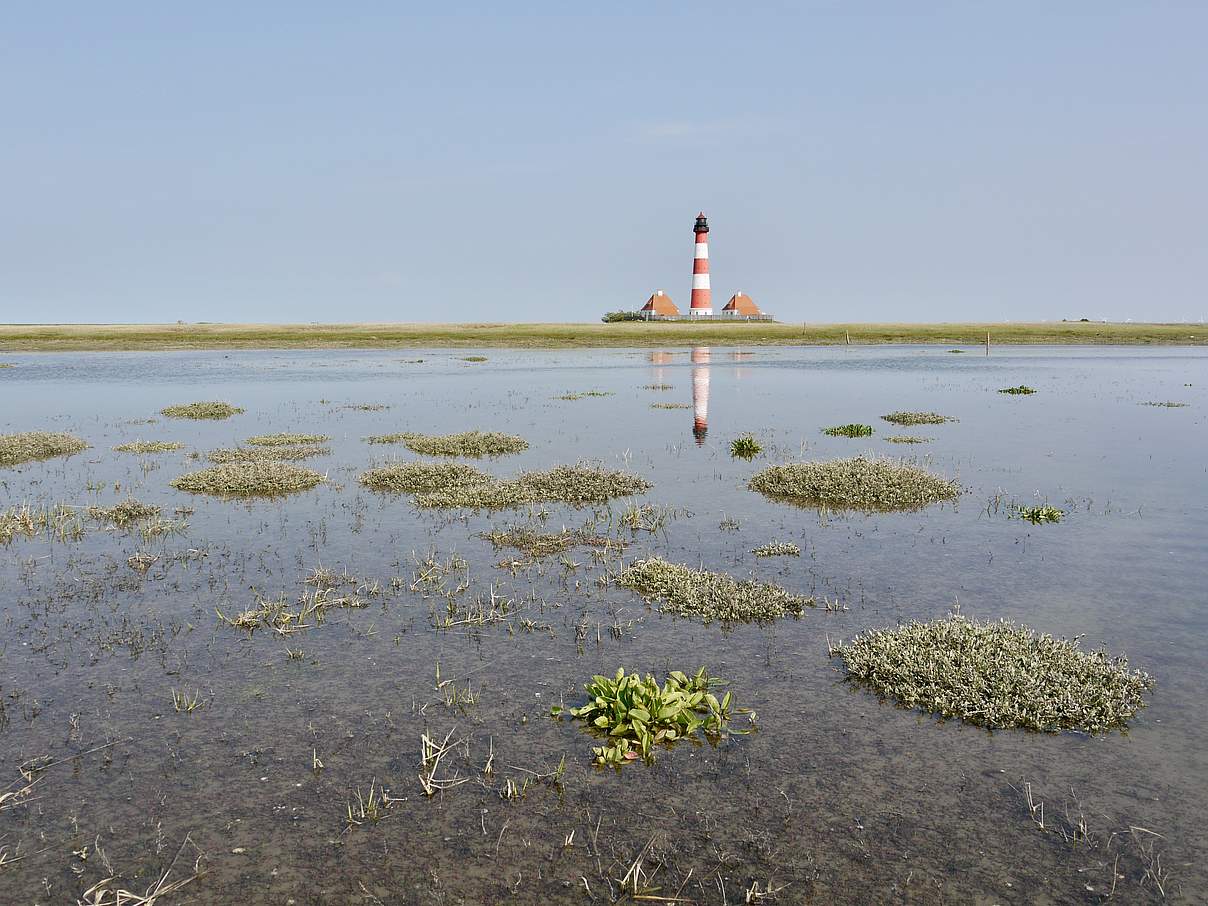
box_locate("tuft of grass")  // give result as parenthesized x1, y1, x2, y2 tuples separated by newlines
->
(88, 498, 161, 527)
(367, 430, 528, 457)
(553, 667, 741, 765)
(881, 411, 956, 426)
(0, 362, 14, 368)
(113, 440, 184, 454)
(555, 390, 614, 400)
(359, 461, 491, 494)
(750, 456, 961, 511)
(245, 432, 330, 446)
(171, 461, 325, 496)
(822, 423, 874, 438)
(650, 402, 691, 410)
(413, 463, 650, 509)
(730, 434, 763, 459)
(160, 401, 244, 419)
(1141, 400, 1188, 408)
(1010, 503, 1065, 524)
(207, 445, 329, 463)
(884, 435, 931, 444)
(0, 432, 89, 467)
(170, 688, 206, 713)
(460, 355, 488, 362)
(644, 383, 673, 391)
(618, 557, 811, 625)
(481, 525, 625, 559)
(1, 503, 83, 544)
(752, 541, 800, 557)
(999, 385, 1036, 395)
(830, 615, 1154, 733)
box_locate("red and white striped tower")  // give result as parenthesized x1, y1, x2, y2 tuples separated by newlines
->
(689, 213, 712, 317)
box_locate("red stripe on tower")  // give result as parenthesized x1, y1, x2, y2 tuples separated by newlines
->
(689, 212, 712, 316)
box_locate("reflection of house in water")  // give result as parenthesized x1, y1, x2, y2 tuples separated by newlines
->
(730, 349, 751, 381)
(650, 350, 674, 384)
(691, 347, 710, 444)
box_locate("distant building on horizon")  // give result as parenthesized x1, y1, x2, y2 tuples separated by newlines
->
(640, 290, 680, 318)
(721, 292, 762, 317)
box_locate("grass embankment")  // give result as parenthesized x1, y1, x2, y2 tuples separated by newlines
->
(0, 321, 1203, 350)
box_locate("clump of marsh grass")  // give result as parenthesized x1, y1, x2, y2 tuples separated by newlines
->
(999, 385, 1036, 395)
(1010, 503, 1065, 524)
(0, 432, 89, 467)
(830, 614, 1154, 733)
(555, 390, 614, 401)
(460, 355, 488, 363)
(245, 433, 330, 446)
(644, 383, 673, 391)
(359, 461, 491, 494)
(160, 401, 244, 419)
(368, 430, 528, 457)
(1, 503, 83, 544)
(414, 463, 651, 509)
(822, 424, 874, 438)
(0, 362, 14, 368)
(171, 461, 325, 496)
(749, 456, 961, 512)
(88, 498, 161, 527)
(752, 541, 800, 557)
(1142, 400, 1188, 408)
(619, 503, 678, 532)
(881, 411, 956, 426)
(207, 445, 329, 464)
(552, 667, 741, 765)
(481, 525, 625, 559)
(113, 440, 184, 454)
(650, 402, 691, 410)
(730, 434, 763, 459)
(618, 557, 812, 625)
(884, 435, 931, 445)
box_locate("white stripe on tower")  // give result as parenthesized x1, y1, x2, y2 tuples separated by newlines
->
(690, 212, 712, 317)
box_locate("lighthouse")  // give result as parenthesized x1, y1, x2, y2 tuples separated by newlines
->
(689, 213, 712, 317)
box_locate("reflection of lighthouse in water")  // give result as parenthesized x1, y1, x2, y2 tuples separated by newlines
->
(691, 347, 710, 444)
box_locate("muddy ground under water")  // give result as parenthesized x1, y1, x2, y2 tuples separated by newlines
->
(0, 346, 1205, 904)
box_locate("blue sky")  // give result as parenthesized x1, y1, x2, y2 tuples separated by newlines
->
(2, 3, 1205, 323)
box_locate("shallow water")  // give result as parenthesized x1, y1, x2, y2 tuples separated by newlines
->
(1, 345, 1205, 904)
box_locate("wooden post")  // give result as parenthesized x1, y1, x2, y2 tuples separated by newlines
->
(986, 331, 991, 356)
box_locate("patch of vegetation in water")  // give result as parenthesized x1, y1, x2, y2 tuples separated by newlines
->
(1010, 503, 1065, 524)
(999, 385, 1037, 395)
(752, 541, 800, 557)
(481, 525, 625, 559)
(552, 667, 741, 765)
(171, 461, 326, 496)
(884, 435, 931, 445)
(368, 430, 528, 458)
(644, 383, 673, 391)
(160, 401, 244, 419)
(749, 456, 961, 512)
(0, 432, 89, 467)
(1, 503, 82, 544)
(822, 423, 874, 438)
(246, 433, 330, 446)
(1142, 400, 1188, 408)
(730, 434, 763, 459)
(461, 355, 488, 362)
(618, 557, 812, 625)
(113, 440, 184, 454)
(0, 362, 16, 368)
(88, 498, 161, 527)
(881, 411, 956, 426)
(830, 615, 1154, 733)
(413, 464, 651, 509)
(555, 390, 614, 401)
(650, 402, 691, 410)
(359, 461, 491, 494)
(207, 445, 330, 463)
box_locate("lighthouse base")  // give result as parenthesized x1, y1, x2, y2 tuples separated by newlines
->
(688, 309, 714, 318)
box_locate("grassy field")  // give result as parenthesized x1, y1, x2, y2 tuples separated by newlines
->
(0, 321, 1204, 351)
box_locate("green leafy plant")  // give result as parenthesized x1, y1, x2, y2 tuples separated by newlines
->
(822, 424, 873, 438)
(998, 385, 1036, 395)
(1010, 504, 1065, 524)
(553, 667, 740, 765)
(730, 435, 763, 459)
